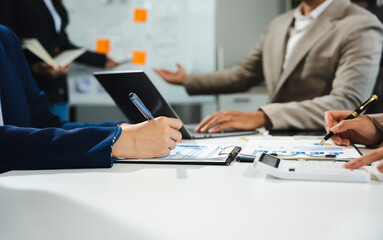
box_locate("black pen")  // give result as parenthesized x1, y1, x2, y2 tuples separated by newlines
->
(319, 94, 378, 145)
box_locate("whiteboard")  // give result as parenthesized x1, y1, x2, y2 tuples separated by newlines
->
(64, 0, 216, 105)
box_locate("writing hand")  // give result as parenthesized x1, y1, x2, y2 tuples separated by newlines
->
(112, 117, 183, 159)
(324, 110, 381, 146)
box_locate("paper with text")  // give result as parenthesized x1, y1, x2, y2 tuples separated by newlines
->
(117, 144, 230, 163)
(240, 138, 361, 160)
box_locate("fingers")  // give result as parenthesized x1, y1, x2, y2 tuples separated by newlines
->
(176, 63, 184, 72)
(330, 119, 360, 134)
(157, 117, 183, 130)
(331, 136, 351, 146)
(153, 117, 182, 143)
(345, 147, 383, 169)
(377, 161, 383, 173)
(210, 122, 231, 133)
(168, 137, 177, 150)
(105, 56, 119, 68)
(324, 110, 353, 132)
(196, 114, 223, 133)
(153, 69, 171, 80)
(168, 127, 182, 142)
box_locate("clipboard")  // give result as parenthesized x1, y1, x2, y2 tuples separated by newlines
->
(115, 145, 242, 166)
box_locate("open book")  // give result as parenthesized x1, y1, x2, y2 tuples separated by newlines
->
(22, 38, 86, 69)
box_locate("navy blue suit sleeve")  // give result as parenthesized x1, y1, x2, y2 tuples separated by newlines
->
(0, 25, 124, 171)
(0, 125, 121, 171)
(62, 121, 125, 129)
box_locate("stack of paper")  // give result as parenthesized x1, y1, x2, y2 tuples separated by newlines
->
(116, 144, 232, 164)
(22, 38, 86, 69)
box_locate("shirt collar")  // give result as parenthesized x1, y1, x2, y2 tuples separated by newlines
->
(294, 0, 335, 20)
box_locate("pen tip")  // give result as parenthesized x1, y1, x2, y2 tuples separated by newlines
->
(319, 139, 325, 145)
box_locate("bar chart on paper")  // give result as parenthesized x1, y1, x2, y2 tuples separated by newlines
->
(240, 139, 361, 159)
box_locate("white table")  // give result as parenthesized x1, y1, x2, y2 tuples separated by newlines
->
(1, 136, 383, 240)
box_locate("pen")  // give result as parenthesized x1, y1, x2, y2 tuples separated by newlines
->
(129, 92, 154, 120)
(319, 94, 378, 145)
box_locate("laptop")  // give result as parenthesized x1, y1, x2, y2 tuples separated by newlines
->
(94, 70, 257, 139)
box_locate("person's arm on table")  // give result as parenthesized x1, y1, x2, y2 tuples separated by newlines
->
(0, 117, 182, 171)
(324, 110, 383, 172)
(193, 110, 271, 133)
(154, 33, 267, 132)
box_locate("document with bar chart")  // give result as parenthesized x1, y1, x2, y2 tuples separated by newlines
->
(116, 144, 238, 165)
(240, 138, 361, 160)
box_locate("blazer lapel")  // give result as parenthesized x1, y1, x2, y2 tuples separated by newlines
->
(270, 0, 350, 102)
(269, 13, 294, 92)
(39, 0, 58, 34)
(271, 20, 333, 100)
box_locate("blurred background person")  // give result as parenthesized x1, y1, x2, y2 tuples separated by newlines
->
(0, 0, 120, 121)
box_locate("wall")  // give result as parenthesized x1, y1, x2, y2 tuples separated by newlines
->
(68, 0, 285, 122)
(216, 0, 284, 69)
(215, 0, 284, 112)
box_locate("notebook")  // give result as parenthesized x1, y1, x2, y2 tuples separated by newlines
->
(94, 70, 257, 139)
(22, 38, 85, 68)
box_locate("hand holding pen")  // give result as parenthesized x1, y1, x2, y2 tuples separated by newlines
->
(111, 92, 183, 159)
(323, 110, 382, 146)
(320, 94, 379, 145)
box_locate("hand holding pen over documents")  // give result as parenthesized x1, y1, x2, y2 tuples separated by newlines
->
(111, 92, 183, 159)
(324, 110, 383, 174)
(319, 94, 378, 145)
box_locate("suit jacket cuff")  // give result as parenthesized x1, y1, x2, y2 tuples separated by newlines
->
(366, 114, 383, 147)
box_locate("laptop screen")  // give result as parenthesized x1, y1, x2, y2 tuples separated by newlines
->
(94, 70, 193, 139)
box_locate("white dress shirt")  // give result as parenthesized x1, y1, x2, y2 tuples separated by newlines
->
(43, 0, 62, 33)
(282, 0, 334, 70)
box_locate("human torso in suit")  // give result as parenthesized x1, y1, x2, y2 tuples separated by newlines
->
(0, 25, 119, 171)
(184, 0, 383, 130)
(0, 0, 107, 103)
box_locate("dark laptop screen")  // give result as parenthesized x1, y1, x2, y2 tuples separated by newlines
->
(94, 70, 192, 139)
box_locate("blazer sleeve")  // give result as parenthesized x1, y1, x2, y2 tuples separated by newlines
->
(0, 125, 121, 172)
(0, 26, 123, 172)
(61, 31, 107, 67)
(261, 17, 383, 130)
(367, 114, 383, 141)
(183, 34, 266, 95)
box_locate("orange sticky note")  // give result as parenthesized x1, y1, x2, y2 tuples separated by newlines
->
(134, 8, 147, 23)
(132, 51, 146, 65)
(96, 39, 110, 54)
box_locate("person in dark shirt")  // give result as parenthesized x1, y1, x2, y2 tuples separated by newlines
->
(0, 0, 120, 121)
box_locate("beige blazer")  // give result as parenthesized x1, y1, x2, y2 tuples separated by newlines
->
(368, 114, 383, 136)
(184, 0, 383, 130)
